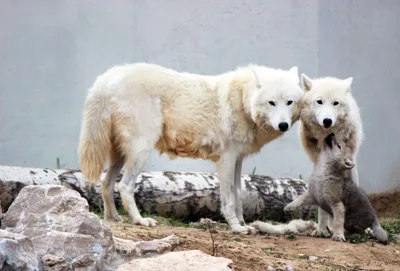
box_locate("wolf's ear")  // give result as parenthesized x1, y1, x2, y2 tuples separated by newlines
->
(301, 74, 313, 92)
(343, 77, 353, 93)
(343, 158, 355, 169)
(251, 68, 261, 89)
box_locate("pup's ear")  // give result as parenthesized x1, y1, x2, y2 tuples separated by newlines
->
(343, 77, 353, 93)
(251, 68, 261, 89)
(344, 158, 355, 169)
(301, 74, 313, 92)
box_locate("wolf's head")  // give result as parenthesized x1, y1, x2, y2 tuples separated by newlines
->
(301, 74, 354, 129)
(247, 66, 303, 132)
(319, 133, 355, 172)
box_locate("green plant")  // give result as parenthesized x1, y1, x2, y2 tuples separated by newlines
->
(286, 234, 297, 241)
(56, 157, 61, 169)
(252, 166, 257, 175)
(381, 219, 400, 244)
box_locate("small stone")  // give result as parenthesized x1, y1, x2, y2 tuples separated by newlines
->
(286, 264, 294, 271)
(134, 235, 180, 256)
(42, 254, 69, 271)
(135, 240, 172, 255)
(267, 265, 276, 270)
(114, 237, 139, 258)
(308, 256, 318, 261)
(142, 252, 160, 258)
(72, 254, 98, 271)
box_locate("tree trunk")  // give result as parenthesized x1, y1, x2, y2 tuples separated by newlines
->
(0, 165, 316, 222)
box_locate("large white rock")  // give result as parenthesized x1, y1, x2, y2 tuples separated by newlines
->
(2, 185, 116, 269)
(117, 250, 233, 271)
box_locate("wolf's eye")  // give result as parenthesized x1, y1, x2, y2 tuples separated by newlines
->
(268, 101, 276, 106)
(316, 100, 323, 105)
(337, 144, 342, 149)
(287, 100, 293, 106)
(333, 101, 339, 106)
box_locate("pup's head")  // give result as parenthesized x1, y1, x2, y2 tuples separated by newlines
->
(301, 74, 353, 129)
(321, 133, 355, 171)
(248, 66, 303, 132)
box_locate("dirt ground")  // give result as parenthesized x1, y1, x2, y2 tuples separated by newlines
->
(108, 216, 400, 271)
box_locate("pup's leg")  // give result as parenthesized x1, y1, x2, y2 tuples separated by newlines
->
(217, 151, 252, 234)
(312, 208, 332, 238)
(234, 157, 245, 226)
(284, 192, 314, 212)
(331, 202, 346, 242)
(102, 157, 124, 222)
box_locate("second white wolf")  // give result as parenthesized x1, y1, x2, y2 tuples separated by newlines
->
(298, 74, 364, 236)
(78, 62, 304, 234)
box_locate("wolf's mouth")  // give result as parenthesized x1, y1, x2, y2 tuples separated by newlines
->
(324, 133, 336, 149)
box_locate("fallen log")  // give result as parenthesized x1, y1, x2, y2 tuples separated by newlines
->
(0, 165, 316, 222)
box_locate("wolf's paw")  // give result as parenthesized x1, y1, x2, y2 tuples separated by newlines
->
(231, 224, 256, 235)
(331, 233, 346, 242)
(311, 229, 331, 238)
(283, 203, 297, 212)
(134, 217, 158, 227)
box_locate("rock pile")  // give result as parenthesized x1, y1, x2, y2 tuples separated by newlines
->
(0, 184, 234, 270)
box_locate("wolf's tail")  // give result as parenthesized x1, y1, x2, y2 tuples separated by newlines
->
(78, 93, 112, 183)
(372, 219, 389, 245)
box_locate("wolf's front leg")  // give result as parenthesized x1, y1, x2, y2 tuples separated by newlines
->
(283, 192, 313, 212)
(312, 208, 332, 238)
(234, 157, 245, 226)
(331, 202, 346, 242)
(217, 151, 254, 234)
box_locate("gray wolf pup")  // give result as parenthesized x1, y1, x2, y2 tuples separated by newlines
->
(284, 133, 388, 244)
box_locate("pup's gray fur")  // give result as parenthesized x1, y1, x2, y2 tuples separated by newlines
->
(284, 133, 388, 244)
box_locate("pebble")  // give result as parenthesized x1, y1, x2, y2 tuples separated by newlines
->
(308, 255, 318, 261)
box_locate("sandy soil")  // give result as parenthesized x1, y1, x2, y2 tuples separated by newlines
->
(108, 217, 400, 271)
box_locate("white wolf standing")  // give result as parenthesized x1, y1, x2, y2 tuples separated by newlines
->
(298, 74, 363, 237)
(78, 62, 304, 233)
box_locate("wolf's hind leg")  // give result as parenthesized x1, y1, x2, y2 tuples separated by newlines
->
(102, 155, 124, 222)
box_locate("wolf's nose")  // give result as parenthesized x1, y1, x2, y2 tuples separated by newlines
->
(323, 118, 332, 127)
(278, 122, 289, 132)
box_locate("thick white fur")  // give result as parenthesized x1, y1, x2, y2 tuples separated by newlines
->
(78, 62, 303, 233)
(298, 74, 363, 237)
(250, 219, 317, 236)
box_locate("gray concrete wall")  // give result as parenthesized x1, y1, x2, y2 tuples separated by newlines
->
(0, 0, 398, 193)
